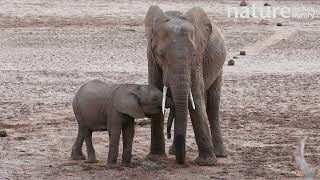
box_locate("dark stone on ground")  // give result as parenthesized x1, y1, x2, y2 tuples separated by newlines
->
(0, 130, 8, 137)
(240, 0, 247, 6)
(264, 3, 271, 6)
(240, 51, 246, 55)
(228, 59, 235, 66)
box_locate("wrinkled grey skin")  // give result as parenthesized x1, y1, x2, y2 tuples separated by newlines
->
(145, 6, 227, 165)
(71, 80, 173, 167)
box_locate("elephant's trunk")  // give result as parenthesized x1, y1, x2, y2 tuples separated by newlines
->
(169, 61, 190, 164)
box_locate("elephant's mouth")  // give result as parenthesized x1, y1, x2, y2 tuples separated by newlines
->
(161, 85, 195, 114)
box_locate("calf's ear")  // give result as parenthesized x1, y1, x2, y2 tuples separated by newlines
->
(114, 85, 145, 119)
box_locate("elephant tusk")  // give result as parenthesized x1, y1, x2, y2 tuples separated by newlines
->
(190, 89, 195, 110)
(162, 86, 168, 115)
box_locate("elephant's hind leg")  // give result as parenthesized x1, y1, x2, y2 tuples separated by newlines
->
(189, 100, 217, 166)
(84, 129, 97, 163)
(71, 125, 85, 160)
(206, 73, 227, 157)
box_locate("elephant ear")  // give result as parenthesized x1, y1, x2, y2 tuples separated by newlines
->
(114, 85, 145, 119)
(184, 7, 212, 54)
(144, 6, 169, 40)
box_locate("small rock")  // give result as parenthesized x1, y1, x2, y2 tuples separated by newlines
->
(240, 0, 247, 6)
(264, 3, 271, 6)
(276, 23, 283, 26)
(240, 51, 246, 55)
(49, 165, 52, 168)
(233, 56, 238, 59)
(0, 130, 7, 137)
(227, 59, 235, 66)
(15, 136, 27, 141)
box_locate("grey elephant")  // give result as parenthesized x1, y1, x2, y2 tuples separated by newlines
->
(71, 79, 173, 167)
(145, 6, 227, 165)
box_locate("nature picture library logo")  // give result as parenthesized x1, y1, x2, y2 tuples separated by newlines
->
(227, 4, 319, 19)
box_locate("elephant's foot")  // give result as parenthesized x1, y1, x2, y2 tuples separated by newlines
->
(85, 158, 98, 163)
(146, 153, 167, 161)
(194, 155, 217, 166)
(121, 161, 134, 168)
(149, 146, 166, 156)
(71, 149, 85, 160)
(214, 143, 228, 157)
(106, 163, 118, 169)
(85, 154, 97, 163)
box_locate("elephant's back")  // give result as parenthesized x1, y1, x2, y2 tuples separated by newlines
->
(75, 80, 114, 104)
(73, 80, 114, 127)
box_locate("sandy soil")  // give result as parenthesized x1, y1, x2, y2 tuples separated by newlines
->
(0, 0, 320, 179)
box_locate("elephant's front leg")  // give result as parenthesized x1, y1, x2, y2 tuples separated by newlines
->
(149, 113, 166, 156)
(148, 57, 166, 157)
(107, 124, 121, 168)
(206, 74, 227, 157)
(189, 86, 217, 166)
(122, 119, 134, 167)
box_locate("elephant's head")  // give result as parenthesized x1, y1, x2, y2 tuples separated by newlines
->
(114, 84, 173, 119)
(145, 6, 212, 163)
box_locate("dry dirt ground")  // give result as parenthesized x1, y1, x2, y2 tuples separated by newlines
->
(0, 0, 320, 179)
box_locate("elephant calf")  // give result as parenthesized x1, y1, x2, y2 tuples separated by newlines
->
(71, 80, 172, 167)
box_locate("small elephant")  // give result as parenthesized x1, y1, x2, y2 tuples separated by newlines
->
(71, 80, 173, 167)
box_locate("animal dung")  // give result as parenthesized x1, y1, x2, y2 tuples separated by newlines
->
(240, 51, 246, 55)
(240, 0, 247, 6)
(264, 3, 271, 6)
(276, 23, 283, 26)
(0, 130, 8, 137)
(228, 59, 235, 66)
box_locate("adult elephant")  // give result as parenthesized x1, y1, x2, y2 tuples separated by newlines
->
(145, 6, 227, 165)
